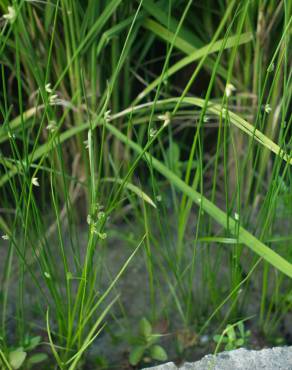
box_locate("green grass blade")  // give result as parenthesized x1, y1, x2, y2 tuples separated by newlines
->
(135, 32, 252, 103)
(1, 97, 290, 189)
(105, 122, 292, 278)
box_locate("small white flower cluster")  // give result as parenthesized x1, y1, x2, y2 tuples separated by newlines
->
(156, 195, 162, 202)
(158, 111, 171, 128)
(148, 112, 171, 139)
(225, 83, 236, 98)
(264, 104, 272, 114)
(86, 205, 107, 240)
(32, 177, 39, 187)
(45, 83, 53, 94)
(46, 120, 57, 132)
(45, 83, 58, 105)
(3, 6, 16, 24)
(97, 211, 105, 220)
(2, 234, 9, 240)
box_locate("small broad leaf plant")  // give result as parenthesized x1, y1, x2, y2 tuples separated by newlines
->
(0, 334, 48, 370)
(213, 321, 251, 351)
(129, 317, 167, 367)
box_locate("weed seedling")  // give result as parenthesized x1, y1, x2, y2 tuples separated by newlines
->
(0, 335, 48, 370)
(129, 318, 167, 366)
(213, 321, 251, 352)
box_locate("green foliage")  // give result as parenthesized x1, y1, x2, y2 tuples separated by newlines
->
(0, 335, 48, 370)
(166, 141, 183, 178)
(213, 321, 251, 352)
(129, 318, 167, 366)
(0, 0, 291, 368)
(8, 350, 27, 370)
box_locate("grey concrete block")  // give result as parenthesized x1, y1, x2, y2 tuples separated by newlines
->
(143, 346, 292, 370)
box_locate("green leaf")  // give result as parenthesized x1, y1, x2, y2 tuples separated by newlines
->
(213, 335, 228, 344)
(213, 334, 221, 343)
(0, 107, 36, 144)
(213, 335, 222, 343)
(236, 338, 244, 346)
(142, 0, 203, 49)
(27, 353, 48, 364)
(54, 0, 124, 89)
(166, 142, 182, 177)
(139, 318, 152, 337)
(225, 343, 234, 351)
(2, 97, 291, 277)
(9, 349, 27, 370)
(105, 115, 292, 278)
(226, 325, 236, 341)
(102, 178, 157, 208)
(238, 322, 244, 338)
(129, 345, 146, 366)
(150, 345, 168, 362)
(25, 336, 41, 350)
(143, 18, 195, 54)
(167, 142, 180, 163)
(134, 33, 252, 103)
(66, 239, 145, 370)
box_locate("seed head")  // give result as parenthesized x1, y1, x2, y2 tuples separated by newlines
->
(45, 83, 53, 94)
(225, 83, 236, 98)
(156, 195, 162, 202)
(46, 121, 57, 132)
(97, 211, 105, 220)
(158, 112, 171, 128)
(264, 104, 272, 114)
(98, 232, 107, 240)
(3, 6, 16, 24)
(32, 177, 40, 187)
(49, 94, 58, 105)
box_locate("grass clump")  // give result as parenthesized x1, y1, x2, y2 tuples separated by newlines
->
(0, 0, 291, 369)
